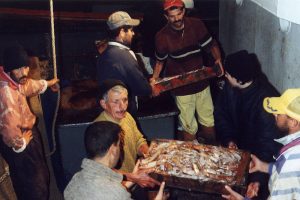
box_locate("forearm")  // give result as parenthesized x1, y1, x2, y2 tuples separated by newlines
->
(122, 180, 134, 189)
(263, 162, 270, 174)
(152, 61, 164, 79)
(46, 78, 57, 87)
(138, 143, 149, 157)
(210, 45, 221, 61)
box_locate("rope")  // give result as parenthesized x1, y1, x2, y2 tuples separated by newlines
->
(0, 167, 9, 184)
(47, 0, 60, 156)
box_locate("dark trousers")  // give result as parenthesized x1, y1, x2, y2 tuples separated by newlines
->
(0, 126, 50, 200)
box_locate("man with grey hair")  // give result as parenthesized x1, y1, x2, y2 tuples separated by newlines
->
(94, 79, 160, 188)
(96, 11, 156, 115)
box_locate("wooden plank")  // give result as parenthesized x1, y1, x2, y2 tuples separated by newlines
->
(153, 64, 224, 94)
(0, 8, 143, 21)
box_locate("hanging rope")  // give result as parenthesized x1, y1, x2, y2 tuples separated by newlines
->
(50, 0, 57, 78)
(47, 0, 60, 156)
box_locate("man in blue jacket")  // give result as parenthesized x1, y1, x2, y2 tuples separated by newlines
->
(97, 11, 155, 115)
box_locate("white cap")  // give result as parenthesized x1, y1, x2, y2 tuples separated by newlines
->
(182, 0, 194, 9)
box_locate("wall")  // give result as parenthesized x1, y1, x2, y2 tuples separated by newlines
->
(219, 0, 300, 92)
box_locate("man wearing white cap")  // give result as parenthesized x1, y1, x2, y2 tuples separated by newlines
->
(96, 11, 154, 115)
(222, 88, 300, 200)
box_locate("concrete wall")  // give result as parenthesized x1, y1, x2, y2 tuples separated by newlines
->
(219, 0, 300, 92)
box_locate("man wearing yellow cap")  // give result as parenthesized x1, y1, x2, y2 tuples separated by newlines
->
(222, 88, 300, 200)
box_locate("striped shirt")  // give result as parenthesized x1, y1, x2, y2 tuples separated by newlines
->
(267, 131, 300, 200)
(155, 17, 216, 96)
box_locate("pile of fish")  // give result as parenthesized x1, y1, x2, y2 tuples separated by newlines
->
(140, 140, 243, 184)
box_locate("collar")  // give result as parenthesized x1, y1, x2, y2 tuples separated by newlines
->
(275, 130, 300, 146)
(103, 111, 121, 124)
(239, 79, 257, 93)
(0, 66, 19, 90)
(108, 41, 130, 50)
(108, 41, 137, 60)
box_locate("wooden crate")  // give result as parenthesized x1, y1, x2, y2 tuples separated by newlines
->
(140, 139, 250, 195)
(153, 64, 223, 94)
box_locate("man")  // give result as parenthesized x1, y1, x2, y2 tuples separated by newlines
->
(0, 44, 59, 199)
(64, 121, 167, 200)
(94, 79, 159, 187)
(214, 50, 282, 199)
(152, 0, 223, 141)
(222, 88, 300, 200)
(96, 11, 154, 114)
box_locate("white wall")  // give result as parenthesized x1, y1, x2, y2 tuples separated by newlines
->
(219, 0, 300, 92)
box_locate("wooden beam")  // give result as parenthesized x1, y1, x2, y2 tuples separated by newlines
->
(0, 8, 143, 21)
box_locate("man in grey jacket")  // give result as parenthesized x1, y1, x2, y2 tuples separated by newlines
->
(64, 121, 167, 200)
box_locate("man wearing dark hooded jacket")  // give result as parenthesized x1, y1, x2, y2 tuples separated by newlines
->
(214, 50, 282, 200)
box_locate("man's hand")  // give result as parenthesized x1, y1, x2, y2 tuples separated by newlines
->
(125, 161, 160, 188)
(149, 78, 160, 97)
(12, 130, 32, 150)
(50, 83, 60, 92)
(227, 141, 238, 149)
(138, 144, 149, 157)
(23, 130, 33, 145)
(222, 185, 244, 200)
(246, 182, 259, 198)
(154, 182, 170, 200)
(249, 154, 269, 174)
(47, 78, 60, 92)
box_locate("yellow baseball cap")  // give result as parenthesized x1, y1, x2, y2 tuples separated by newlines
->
(263, 88, 300, 121)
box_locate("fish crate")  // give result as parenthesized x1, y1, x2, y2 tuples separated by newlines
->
(140, 139, 251, 195)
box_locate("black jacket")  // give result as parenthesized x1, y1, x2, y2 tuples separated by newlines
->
(214, 78, 282, 199)
(214, 78, 282, 163)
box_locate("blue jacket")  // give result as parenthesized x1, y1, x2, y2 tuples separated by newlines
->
(96, 43, 151, 97)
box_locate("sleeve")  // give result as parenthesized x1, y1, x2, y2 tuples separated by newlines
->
(0, 88, 24, 147)
(118, 54, 151, 96)
(268, 163, 274, 175)
(19, 79, 47, 97)
(252, 107, 282, 162)
(98, 53, 151, 96)
(214, 83, 238, 146)
(128, 114, 147, 151)
(268, 159, 300, 200)
(194, 19, 216, 53)
(154, 31, 168, 61)
(125, 62, 152, 96)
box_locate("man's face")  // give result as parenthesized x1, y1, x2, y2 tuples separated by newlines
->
(225, 72, 240, 88)
(10, 66, 30, 85)
(121, 27, 135, 46)
(274, 114, 290, 136)
(101, 89, 128, 121)
(165, 7, 185, 30)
